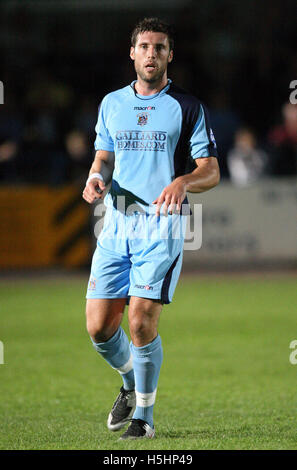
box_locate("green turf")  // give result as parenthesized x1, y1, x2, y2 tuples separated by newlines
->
(0, 275, 296, 450)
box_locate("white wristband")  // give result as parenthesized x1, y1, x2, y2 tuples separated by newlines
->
(86, 172, 104, 185)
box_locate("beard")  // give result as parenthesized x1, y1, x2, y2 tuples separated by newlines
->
(135, 63, 167, 84)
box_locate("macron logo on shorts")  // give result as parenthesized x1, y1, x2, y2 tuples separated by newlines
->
(135, 284, 153, 291)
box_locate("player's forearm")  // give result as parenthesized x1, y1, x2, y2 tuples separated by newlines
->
(89, 150, 114, 183)
(180, 157, 220, 193)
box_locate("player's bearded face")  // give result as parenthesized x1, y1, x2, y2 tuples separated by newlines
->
(131, 31, 173, 84)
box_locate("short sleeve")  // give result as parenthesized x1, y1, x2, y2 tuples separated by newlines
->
(190, 103, 218, 159)
(94, 98, 114, 152)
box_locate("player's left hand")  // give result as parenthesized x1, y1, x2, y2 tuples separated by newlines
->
(152, 177, 187, 216)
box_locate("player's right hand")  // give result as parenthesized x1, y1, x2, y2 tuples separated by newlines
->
(82, 178, 106, 204)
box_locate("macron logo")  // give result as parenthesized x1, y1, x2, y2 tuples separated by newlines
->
(135, 284, 153, 291)
(134, 106, 155, 111)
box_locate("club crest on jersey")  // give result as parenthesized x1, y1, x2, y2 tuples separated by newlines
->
(88, 277, 96, 290)
(137, 112, 149, 126)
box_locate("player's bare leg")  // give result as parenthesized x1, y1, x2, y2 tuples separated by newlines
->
(86, 298, 126, 342)
(120, 297, 163, 439)
(128, 297, 162, 346)
(86, 298, 136, 431)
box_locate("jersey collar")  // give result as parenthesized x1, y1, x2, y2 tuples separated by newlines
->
(130, 79, 172, 99)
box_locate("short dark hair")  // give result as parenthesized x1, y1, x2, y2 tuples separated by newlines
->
(131, 17, 174, 51)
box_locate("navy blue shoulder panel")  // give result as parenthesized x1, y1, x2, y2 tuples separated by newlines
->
(166, 84, 200, 178)
(166, 83, 217, 177)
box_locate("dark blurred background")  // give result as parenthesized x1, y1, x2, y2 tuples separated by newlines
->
(0, 0, 296, 270)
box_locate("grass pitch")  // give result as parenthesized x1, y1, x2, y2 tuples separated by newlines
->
(0, 274, 296, 450)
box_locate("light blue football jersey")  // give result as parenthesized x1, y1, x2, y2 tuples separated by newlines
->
(94, 79, 218, 213)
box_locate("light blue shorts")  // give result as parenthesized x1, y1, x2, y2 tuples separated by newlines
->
(86, 206, 186, 304)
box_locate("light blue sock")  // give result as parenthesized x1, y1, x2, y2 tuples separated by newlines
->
(130, 335, 163, 428)
(91, 327, 135, 391)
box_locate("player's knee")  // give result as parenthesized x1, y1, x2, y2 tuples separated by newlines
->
(86, 321, 110, 342)
(129, 313, 154, 344)
(85, 303, 122, 342)
(129, 317, 145, 338)
(129, 301, 160, 343)
(85, 311, 109, 342)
